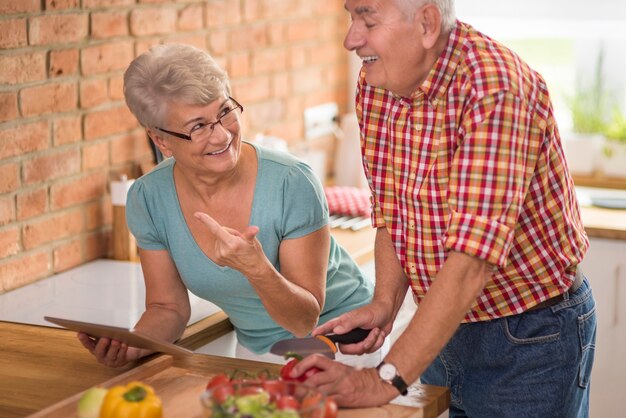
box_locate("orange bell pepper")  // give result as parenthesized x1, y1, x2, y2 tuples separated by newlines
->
(99, 381, 162, 418)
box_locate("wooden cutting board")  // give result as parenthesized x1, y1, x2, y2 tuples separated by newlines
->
(28, 355, 449, 418)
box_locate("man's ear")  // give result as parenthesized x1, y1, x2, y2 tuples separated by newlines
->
(416, 3, 442, 49)
(147, 128, 173, 158)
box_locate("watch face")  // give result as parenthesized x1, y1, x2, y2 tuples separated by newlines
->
(379, 363, 397, 380)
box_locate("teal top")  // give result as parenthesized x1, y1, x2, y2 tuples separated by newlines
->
(126, 142, 373, 353)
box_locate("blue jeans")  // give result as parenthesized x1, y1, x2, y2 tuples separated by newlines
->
(421, 277, 597, 418)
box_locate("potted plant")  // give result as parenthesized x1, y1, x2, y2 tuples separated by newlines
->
(600, 109, 626, 178)
(562, 50, 609, 176)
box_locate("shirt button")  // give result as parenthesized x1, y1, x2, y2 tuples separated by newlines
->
(409, 266, 417, 274)
(414, 125, 422, 132)
(409, 172, 416, 180)
(408, 221, 415, 229)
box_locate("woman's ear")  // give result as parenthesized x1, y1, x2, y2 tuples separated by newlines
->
(416, 3, 442, 49)
(147, 128, 173, 158)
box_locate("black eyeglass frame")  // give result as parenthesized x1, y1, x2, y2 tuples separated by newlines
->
(154, 96, 243, 142)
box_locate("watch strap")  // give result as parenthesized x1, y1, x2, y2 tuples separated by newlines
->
(376, 362, 409, 396)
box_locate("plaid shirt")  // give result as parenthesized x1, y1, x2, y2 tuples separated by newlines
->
(357, 21, 589, 321)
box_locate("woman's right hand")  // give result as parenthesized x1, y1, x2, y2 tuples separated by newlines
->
(77, 332, 145, 368)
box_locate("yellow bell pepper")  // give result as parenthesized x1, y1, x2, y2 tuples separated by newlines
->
(99, 381, 162, 418)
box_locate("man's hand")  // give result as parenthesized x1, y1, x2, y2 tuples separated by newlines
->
(312, 302, 393, 354)
(290, 354, 399, 407)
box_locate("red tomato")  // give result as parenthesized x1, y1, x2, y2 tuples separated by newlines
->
(262, 380, 286, 401)
(323, 398, 338, 418)
(206, 373, 231, 390)
(238, 386, 264, 396)
(211, 383, 234, 404)
(276, 395, 300, 410)
(280, 354, 322, 382)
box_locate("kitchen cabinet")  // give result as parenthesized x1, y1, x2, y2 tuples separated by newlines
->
(579, 237, 626, 418)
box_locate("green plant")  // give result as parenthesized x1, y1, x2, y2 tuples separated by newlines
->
(565, 49, 611, 134)
(602, 109, 626, 158)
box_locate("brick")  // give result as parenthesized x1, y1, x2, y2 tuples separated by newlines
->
(165, 34, 206, 51)
(83, 141, 110, 170)
(252, 48, 288, 74)
(291, 67, 324, 94)
(286, 18, 318, 43)
(80, 78, 108, 108)
(0, 227, 20, 258)
(50, 171, 107, 210)
(0, 195, 15, 226)
(53, 115, 82, 146)
(130, 7, 177, 36)
(84, 106, 138, 140)
(0, 51, 47, 84)
(91, 10, 128, 39)
(29, 13, 88, 46)
(49, 48, 79, 78)
(45, 0, 79, 10)
(206, 0, 241, 27)
(289, 46, 308, 69)
(0, 120, 50, 160)
(81, 41, 134, 76)
(17, 187, 48, 221)
(0, 251, 51, 293)
(22, 149, 81, 185)
(268, 22, 286, 44)
(0, 163, 19, 194)
(272, 73, 290, 97)
(227, 52, 251, 79)
(85, 230, 109, 261)
(208, 30, 228, 56)
(53, 237, 82, 273)
(20, 82, 77, 117)
(86, 200, 109, 230)
(23, 208, 84, 249)
(0, 18, 27, 49)
(242, 0, 261, 22)
(230, 24, 268, 51)
(110, 131, 151, 165)
(109, 75, 124, 100)
(178, 3, 204, 31)
(231, 76, 271, 103)
(82, 0, 133, 8)
(0, 92, 18, 123)
(245, 99, 286, 132)
(0, 0, 40, 14)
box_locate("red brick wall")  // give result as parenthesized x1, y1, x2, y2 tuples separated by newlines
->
(0, 0, 350, 293)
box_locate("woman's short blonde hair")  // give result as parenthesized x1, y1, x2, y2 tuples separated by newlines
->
(123, 44, 231, 128)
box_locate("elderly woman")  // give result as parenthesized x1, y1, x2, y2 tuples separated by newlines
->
(78, 44, 379, 367)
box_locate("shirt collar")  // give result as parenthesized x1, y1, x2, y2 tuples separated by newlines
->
(406, 20, 467, 107)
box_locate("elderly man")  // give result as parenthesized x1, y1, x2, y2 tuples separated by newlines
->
(292, 1, 596, 417)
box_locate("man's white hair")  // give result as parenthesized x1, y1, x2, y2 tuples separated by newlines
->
(398, 0, 456, 32)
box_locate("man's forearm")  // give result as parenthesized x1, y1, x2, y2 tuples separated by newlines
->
(382, 251, 492, 386)
(373, 227, 410, 322)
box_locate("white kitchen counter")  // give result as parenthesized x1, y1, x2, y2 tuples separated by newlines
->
(0, 259, 220, 328)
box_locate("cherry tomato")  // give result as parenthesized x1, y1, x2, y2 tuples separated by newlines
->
(276, 395, 300, 410)
(262, 380, 286, 401)
(323, 397, 338, 418)
(206, 373, 231, 390)
(280, 353, 322, 382)
(211, 383, 234, 404)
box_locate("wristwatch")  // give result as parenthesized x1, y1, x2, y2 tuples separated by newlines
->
(376, 361, 408, 395)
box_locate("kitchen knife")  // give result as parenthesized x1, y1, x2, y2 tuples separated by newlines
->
(269, 327, 370, 359)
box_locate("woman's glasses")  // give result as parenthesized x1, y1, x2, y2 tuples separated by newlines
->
(154, 97, 243, 142)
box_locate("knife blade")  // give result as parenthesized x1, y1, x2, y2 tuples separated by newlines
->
(269, 328, 370, 359)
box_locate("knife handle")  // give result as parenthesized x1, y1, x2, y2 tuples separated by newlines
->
(325, 327, 370, 345)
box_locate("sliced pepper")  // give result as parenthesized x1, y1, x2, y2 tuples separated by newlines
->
(99, 381, 162, 418)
